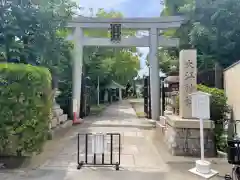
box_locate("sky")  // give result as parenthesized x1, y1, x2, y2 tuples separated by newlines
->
(74, 0, 164, 77)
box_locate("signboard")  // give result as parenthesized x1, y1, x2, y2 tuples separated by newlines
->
(92, 133, 105, 154)
(191, 91, 211, 120)
(189, 91, 216, 177)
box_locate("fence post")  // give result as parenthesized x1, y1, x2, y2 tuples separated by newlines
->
(148, 75, 152, 119)
(144, 76, 148, 118)
(161, 79, 165, 116)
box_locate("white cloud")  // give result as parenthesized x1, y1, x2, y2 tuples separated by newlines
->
(136, 66, 166, 79)
(137, 47, 149, 58)
(72, 0, 129, 17)
(137, 47, 148, 68)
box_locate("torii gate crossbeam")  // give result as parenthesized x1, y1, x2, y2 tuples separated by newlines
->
(68, 16, 185, 120)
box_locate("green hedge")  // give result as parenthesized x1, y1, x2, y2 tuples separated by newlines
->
(0, 63, 52, 156)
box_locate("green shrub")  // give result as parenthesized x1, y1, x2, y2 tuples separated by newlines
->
(0, 63, 52, 156)
(174, 84, 229, 151)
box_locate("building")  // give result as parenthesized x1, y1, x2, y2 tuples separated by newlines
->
(224, 60, 240, 120)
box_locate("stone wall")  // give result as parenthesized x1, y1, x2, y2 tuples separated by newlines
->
(157, 115, 216, 157)
(165, 124, 215, 157)
(51, 108, 68, 128)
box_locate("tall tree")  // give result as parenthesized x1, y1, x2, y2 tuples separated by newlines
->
(0, 2, 141, 112)
(160, 0, 240, 75)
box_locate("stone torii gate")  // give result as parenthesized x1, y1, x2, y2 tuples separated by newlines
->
(67, 16, 185, 120)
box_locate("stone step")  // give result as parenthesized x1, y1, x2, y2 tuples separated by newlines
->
(53, 108, 63, 117)
(50, 114, 68, 129)
(59, 114, 68, 123)
(48, 120, 72, 140)
(50, 118, 59, 129)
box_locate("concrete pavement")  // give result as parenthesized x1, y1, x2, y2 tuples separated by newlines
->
(1, 100, 226, 180)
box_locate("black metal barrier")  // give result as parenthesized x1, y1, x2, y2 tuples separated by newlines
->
(143, 77, 149, 117)
(160, 80, 166, 116)
(143, 76, 151, 119)
(148, 75, 152, 119)
(77, 133, 121, 170)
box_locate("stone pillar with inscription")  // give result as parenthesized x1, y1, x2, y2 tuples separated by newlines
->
(179, 49, 197, 119)
(157, 49, 215, 157)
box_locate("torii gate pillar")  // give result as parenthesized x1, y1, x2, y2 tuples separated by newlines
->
(149, 28, 160, 120)
(72, 26, 83, 117)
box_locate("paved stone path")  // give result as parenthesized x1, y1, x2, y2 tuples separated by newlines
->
(1, 100, 225, 180)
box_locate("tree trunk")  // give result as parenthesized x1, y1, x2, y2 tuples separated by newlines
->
(51, 71, 59, 90)
(214, 62, 223, 89)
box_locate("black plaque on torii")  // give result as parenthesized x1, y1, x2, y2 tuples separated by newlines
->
(110, 23, 121, 42)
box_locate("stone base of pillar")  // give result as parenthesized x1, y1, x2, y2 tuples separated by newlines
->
(156, 114, 216, 157)
(48, 104, 71, 140)
(50, 89, 68, 128)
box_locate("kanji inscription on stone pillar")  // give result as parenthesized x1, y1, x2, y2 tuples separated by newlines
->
(179, 49, 197, 119)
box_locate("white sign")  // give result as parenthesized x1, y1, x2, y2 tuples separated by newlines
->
(191, 91, 211, 120)
(92, 133, 105, 154)
(73, 99, 78, 113)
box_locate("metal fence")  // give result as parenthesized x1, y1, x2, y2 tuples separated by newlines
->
(143, 76, 180, 117)
(143, 76, 151, 119)
(160, 84, 179, 116)
(77, 133, 121, 170)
